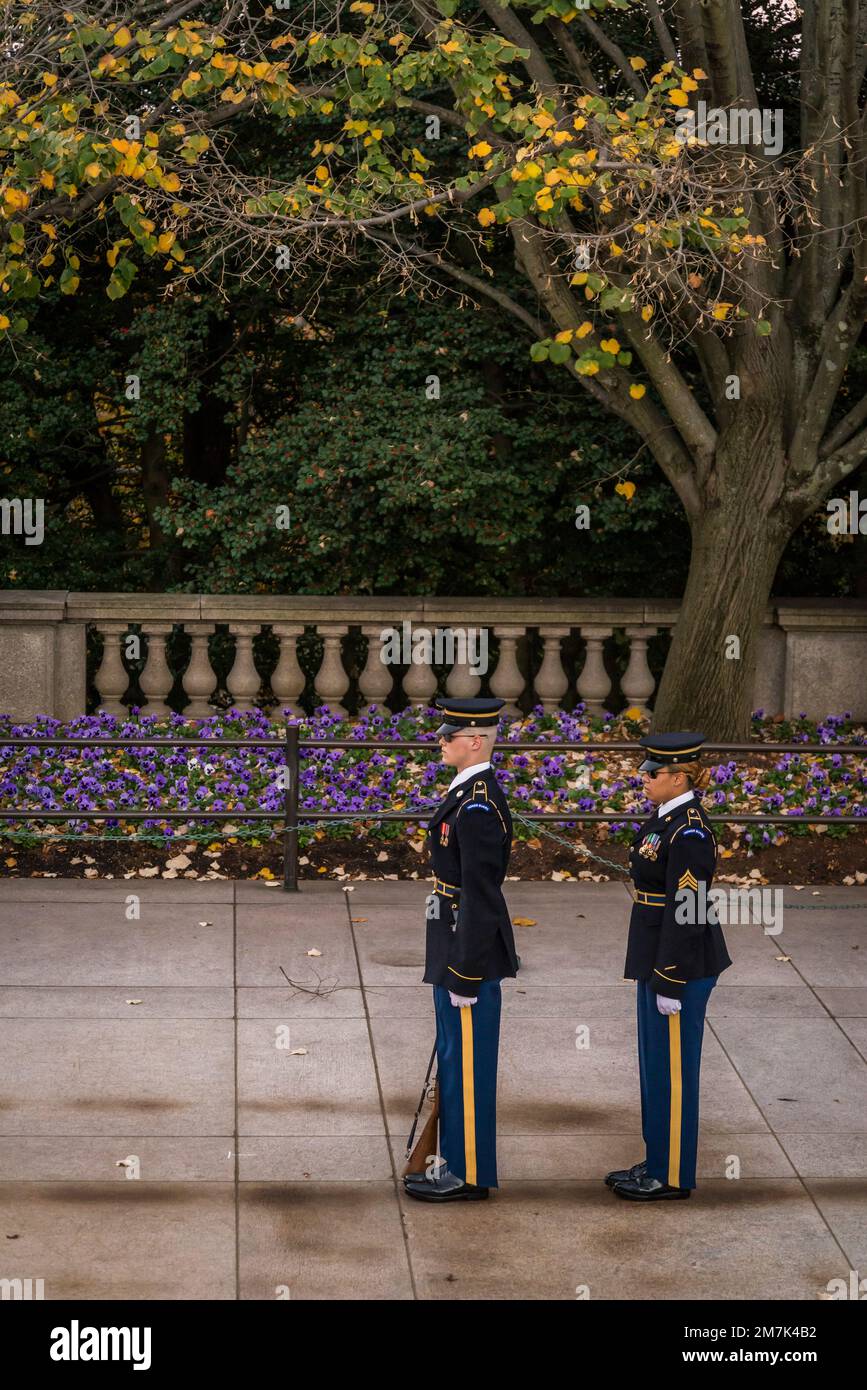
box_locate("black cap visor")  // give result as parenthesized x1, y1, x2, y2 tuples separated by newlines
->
(638, 757, 665, 774)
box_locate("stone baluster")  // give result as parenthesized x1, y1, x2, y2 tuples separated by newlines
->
(622, 626, 658, 718)
(313, 623, 350, 713)
(182, 623, 216, 719)
(139, 622, 175, 718)
(535, 626, 570, 711)
(490, 625, 526, 718)
(271, 623, 306, 720)
(445, 626, 482, 699)
(93, 622, 131, 717)
(226, 622, 263, 712)
(576, 625, 613, 715)
(359, 623, 395, 715)
(401, 624, 439, 709)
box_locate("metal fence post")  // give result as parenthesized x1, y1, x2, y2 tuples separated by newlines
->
(283, 723, 299, 892)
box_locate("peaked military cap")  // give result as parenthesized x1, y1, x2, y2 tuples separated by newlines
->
(434, 697, 505, 738)
(637, 731, 706, 773)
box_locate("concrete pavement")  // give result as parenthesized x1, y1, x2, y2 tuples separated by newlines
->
(0, 877, 865, 1300)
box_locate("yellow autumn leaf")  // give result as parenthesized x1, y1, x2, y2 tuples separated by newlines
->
(712, 302, 733, 320)
(469, 140, 492, 157)
(640, 305, 654, 322)
(512, 917, 537, 927)
(554, 329, 574, 343)
(42, 72, 58, 86)
(157, 231, 175, 252)
(629, 383, 646, 399)
(600, 338, 620, 355)
(477, 206, 496, 227)
(577, 360, 600, 375)
(668, 88, 688, 107)
(576, 321, 593, 338)
(629, 57, 647, 71)
(615, 480, 636, 500)
(693, 68, 708, 80)
(114, 26, 133, 47)
(84, 162, 101, 179)
(0, 315, 10, 330)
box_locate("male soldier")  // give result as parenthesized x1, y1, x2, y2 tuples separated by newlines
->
(403, 696, 518, 1203)
(606, 732, 732, 1201)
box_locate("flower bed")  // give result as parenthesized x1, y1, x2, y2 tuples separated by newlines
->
(1, 704, 865, 881)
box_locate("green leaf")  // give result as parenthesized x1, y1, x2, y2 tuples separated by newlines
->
(548, 342, 572, 365)
(756, 319, 772, 335)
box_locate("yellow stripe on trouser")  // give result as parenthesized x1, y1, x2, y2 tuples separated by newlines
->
(460, 1006, 477, 1186)
(667, 1013, 683, 1187)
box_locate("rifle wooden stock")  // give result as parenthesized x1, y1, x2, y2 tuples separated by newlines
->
(403, 1080, 439, 1177)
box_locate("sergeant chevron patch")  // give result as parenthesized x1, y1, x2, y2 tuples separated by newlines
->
(678, 869, 699, 890)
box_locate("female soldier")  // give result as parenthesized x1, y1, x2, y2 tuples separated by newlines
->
(606, 732, 732, 1201)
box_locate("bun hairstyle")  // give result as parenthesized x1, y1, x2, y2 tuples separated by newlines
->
(677, 759, 711, 795)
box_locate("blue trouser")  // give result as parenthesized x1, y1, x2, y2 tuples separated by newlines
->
(433, 979, 501, 1188)
(637, 975, 717, 1190)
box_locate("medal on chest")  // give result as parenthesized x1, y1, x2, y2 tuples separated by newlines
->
(638, 831, 661, 860)
(440, 820, 451, 846)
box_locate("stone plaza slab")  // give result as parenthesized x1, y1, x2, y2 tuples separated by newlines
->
(0, 878, 864, 1300)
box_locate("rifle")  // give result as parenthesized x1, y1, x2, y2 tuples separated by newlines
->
(403, 1042, 439, 1177)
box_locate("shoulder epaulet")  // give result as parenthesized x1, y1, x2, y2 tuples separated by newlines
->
(671, 807, 707, 843)
(458, 778, 507, 835)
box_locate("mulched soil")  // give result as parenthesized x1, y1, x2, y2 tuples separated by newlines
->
(3, 825, 865, 886)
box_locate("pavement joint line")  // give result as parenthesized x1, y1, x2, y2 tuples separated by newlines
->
(704, 1015, 860, 1272)
(770, 926, 867, 1069)
(341, 884, 419, 1301)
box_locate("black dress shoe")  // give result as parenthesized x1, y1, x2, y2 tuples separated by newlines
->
(403, 1167, 489, 1202)
(612, 1174, 690, 1201)
(604, 1159, 647, 1189)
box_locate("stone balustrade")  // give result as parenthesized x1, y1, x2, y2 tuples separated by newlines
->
(1, 591, 866, 722)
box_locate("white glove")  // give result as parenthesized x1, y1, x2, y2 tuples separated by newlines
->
(449, 990, 477, 1007)
(656, 994, 682, 1015)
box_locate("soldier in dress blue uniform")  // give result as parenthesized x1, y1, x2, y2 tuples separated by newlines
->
(403, 697, 518, 1203)
(606, 732, 732, 1201)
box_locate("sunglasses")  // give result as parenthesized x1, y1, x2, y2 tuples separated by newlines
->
(438, 731, 480, 744)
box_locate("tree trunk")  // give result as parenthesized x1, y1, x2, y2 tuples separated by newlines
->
(652, 450, 792, 739)
(183, 314, 234, 487)
(140, 431, 182, 585)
